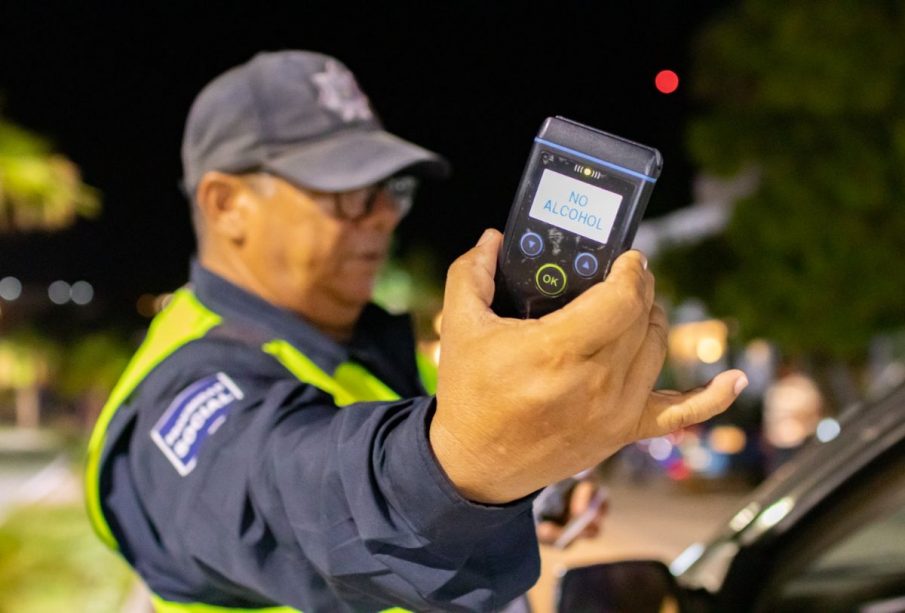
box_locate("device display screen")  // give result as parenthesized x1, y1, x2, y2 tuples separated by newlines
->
(528, 168, 624, 244)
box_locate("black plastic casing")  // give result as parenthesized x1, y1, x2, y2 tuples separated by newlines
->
(493, 117, 663, 318)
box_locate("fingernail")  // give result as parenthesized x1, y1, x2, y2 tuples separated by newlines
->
(734, 374, 749, 396)
(477, 229, 493, 246)
(640, 253, 648, 270)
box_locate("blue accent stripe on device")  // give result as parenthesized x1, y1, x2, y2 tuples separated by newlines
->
(534, 138, 658, 183)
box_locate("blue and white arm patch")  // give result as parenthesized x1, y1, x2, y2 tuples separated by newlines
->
(150, 372, 244, 476)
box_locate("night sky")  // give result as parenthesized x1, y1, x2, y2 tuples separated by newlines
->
(0, 1, 730, 328)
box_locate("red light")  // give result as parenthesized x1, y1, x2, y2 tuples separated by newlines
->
(655, 70, 679, 94)
(667, 459, 691, 481)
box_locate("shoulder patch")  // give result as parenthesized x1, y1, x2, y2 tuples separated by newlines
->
(150, 372, 244, 476)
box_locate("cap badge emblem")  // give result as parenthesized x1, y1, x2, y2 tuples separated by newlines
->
(311, 60, 374, 123)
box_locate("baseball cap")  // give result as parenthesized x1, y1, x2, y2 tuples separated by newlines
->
(181, 50, 450, 196)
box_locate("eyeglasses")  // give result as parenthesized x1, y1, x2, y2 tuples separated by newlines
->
(240, 171, 419, 221)
(319, 176, 419, 221)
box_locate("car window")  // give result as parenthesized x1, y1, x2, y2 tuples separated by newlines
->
(776, 503, 905, 612)
(758, 449, 905, 613)
(808, 505, 905, 575)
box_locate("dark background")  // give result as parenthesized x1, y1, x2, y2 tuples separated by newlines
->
(0, 1, 730, 325)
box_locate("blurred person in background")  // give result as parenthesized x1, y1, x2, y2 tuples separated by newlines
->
(85, 50, 747, 612)
(763, 363, 824, 471)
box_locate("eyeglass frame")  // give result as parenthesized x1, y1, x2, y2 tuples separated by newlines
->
(238, 169, 419, 222)
(319, 175, 418, 221)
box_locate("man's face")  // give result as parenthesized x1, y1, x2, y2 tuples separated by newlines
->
(238, 174, 403, 326)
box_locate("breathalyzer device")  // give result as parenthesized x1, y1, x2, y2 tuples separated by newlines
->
(493, 117, 662, 318)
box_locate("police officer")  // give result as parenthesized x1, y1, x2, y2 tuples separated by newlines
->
(86, 50, 747, 612)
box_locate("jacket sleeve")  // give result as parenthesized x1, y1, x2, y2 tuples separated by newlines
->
(129, 349, 540, 612)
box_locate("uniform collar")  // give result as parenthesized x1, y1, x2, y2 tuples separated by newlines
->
(190, 261, 354, 375)
(190, 260, 422, 397)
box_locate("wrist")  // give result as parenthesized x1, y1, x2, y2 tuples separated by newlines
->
(428, 408, 521, 504)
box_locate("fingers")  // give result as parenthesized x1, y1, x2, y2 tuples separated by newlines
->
(567, 482, 606, 543)
(442, 229, 503, 325)
(641, 370, 749, 437)
(569, 480, 596, 517)
(621, 304, 670, 407)
(543, 250, 654, 355)
(599, 250, 654, 316)
(536, 480, 606, 547)
(535, 521, 563, 546)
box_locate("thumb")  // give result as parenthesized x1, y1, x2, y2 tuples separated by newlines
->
(442, 229, 503, 322)
(641, 370, 749, 437)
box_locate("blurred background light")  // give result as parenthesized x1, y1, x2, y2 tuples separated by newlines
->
(755, 496, 794, 532)
(696, 337, 724, 363)
(48, 280, 71, 305)
(669, 319, 729, 364)
(424, 340, 441, 366)
(670, 543, 705, 576)
(70, 280, 94, 305)
(667, 460, 691, 480)
(816, 418, 841, 443)
(137, 293, 157, 318)
(686, 446, 713, 472)
(133, 291, 178, 316)
(433, 311, 443, 336)
(655, 69, 679, 94)
(649, 437, 673, 461)
(708, 425, 747, 455)
(729, 503, 760, 532)
(0, 276, 23, 301)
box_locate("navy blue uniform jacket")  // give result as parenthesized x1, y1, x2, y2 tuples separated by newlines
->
(99, 263, 540, 612)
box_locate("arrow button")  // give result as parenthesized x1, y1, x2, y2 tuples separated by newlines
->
(574, 252, 599, 278)
(519, 230, 544, 257)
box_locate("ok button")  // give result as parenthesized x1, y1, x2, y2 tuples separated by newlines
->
(535, 263, 567, 297)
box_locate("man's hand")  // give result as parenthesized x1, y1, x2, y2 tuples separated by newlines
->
(430, 229, 748, 504)
(536, 480, 608, 547)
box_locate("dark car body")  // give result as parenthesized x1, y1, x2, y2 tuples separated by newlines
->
(557, 381, 905, 612)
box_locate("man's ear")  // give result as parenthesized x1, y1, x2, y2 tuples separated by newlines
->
(195, 171, 255, 242)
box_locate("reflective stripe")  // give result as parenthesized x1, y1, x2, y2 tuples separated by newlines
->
(334, 361, 401, 403)
(152, 595, 408, 613)
(85, 289, 222, 548)
(86, 289, 423, 612)
(151, 594, 296, 613)
(263, 339, 400, 405)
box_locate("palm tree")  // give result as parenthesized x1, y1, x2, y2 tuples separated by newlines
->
(0, 332, 57, 429)
(0, 115, 100, 428)
(0, 117, 99, 231)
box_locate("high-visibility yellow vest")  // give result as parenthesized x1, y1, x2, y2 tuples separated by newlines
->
(85, 288, 435, 613)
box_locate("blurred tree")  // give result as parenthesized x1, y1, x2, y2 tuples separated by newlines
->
(55, 331, 132, 430)
(664, 0, 905, 407)
(373, 245, 444, 340)
(0, 114, 102, 429)
(0, 117, 99, 231)
(0, 332, 60, 428)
